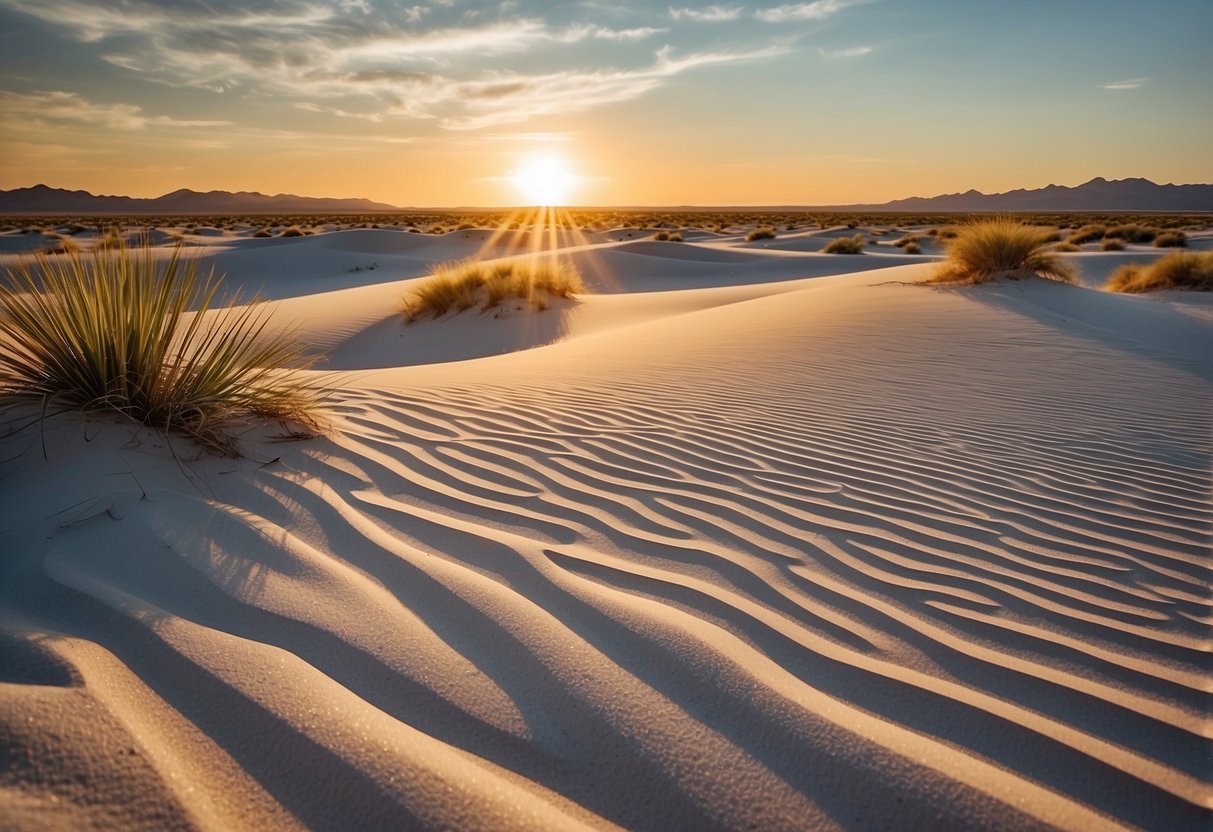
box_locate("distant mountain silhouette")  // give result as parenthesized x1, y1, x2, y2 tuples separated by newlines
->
(0, 185, 400, 214)
(871, 177, 1213, 212)
(1, 178, 1210, 214)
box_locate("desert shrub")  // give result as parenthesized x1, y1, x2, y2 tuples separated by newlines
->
(654, 231, 670, 241)
(935, 227, 960, 240)
(280, 226, 305, 237)
(893, 235, 922, 248)
(1052, 242, 1081, 252)
(252, 228, 273, 238)
(1106, 252, 1213, 293)
(1068, 224, 1106, 245)
(929, 218, 1076, 284)
(1105, 224, 1157, 243)
(668, 231, 684, 242)
(1040, 230, 1063, 243)
(42, 236, 80, 255)
(1153, 231, 1187, 248)
(746, 227, 776, 242)
(903, 241, 922, 254)
(0, 243, 318, 452)
(1100, 238, 1126, 251)
(823, 234, 865, 254)
(403, 258, 585, 321)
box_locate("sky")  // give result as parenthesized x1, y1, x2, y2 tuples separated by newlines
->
(0, 0, 1210, 207)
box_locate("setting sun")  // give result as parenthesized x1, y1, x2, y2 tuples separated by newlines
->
(512, 155, 578, 206)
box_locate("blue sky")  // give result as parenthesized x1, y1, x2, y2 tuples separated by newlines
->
(1, 0, 1209, 205)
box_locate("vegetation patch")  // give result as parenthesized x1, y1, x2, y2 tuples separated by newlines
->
(403, 258, 585, 321)
(746, 227, 776, 242)
(823, 234, 865, 254)
(1153, 231, 1187, 248)
(0, 244, 319, 453)
(1106, 252, 1213, 293)
(927, 218, 1076, 284)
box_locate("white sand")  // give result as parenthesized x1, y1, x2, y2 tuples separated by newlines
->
(1, 228, 1210, 831)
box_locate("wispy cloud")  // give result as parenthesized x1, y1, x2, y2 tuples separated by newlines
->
(0, 90, 229, 130)
(1101, 77, 1148, 90)
(669, 5, 742, 21)
(0, 1, 788, 131)
(440, 44, 790, 130)
(819, 45, 873, 59)
(756, 0, 869, 23)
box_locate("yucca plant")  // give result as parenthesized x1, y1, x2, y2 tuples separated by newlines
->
(0, 242, 319, 452)
(929, 217, 1076, 284)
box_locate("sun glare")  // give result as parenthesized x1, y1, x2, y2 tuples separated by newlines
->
(512, 155, 578, 206)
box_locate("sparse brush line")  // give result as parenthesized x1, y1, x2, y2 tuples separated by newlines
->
(0, 242, 321, 453)
(403, 257, 585, 321)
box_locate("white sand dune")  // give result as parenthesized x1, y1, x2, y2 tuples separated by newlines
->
(0, 233, 1210, 831)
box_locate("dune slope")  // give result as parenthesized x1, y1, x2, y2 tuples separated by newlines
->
(0, 246, 1209, 831)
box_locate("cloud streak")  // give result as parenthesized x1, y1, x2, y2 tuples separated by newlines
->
(1101, 77, 1148, 90)
(756, 0, 869, 23)
(0, 90, 229, 130)
(668, 5, 742, 21)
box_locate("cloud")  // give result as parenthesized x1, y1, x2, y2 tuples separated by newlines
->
(440, 45, 789, 130)
(668, 5, 742, 21)
(0, 90, 229, 130)
(0, 0, 787, 131)
(756, 0, 868, 23)
(819, 45, 873, 59)
(1101, 77, 1148, 90)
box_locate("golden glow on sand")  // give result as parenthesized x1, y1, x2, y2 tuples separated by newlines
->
(511, 155, 579, 207)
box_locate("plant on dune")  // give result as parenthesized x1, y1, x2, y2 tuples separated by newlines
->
(1153, 231, 1187, 248)
(0, 242, 320, 453)
(1067, 224, 1106, 245)
(1100, 238, 1126, 251)
(1106, 252, 1213, 293)
(823, 234, 865, 254)
(928, 217, 1076, 284)
(654, 231, 670, 241)
(746, 227, 776, 242)
(668, 231, 684, 242)
(1104, 224, 1156, 243)
(902, 241, 922, 254)
(403, 258, 585, 321)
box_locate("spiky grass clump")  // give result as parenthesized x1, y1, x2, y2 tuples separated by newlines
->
(403, 258, 585, 321)
(928, 218, 1076, 284)
(746, 227, 776, 242)
(0, 244, 318, 452)
(1106, 252, 1213, 293)
(1100, 238, 1126, 251)
(823, 234, 865, 254)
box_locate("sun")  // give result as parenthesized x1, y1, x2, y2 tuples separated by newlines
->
(511, 155, 578, 206)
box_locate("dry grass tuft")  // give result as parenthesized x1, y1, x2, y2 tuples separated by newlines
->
(746, 227, 776, 242)
(403, 258, 585, 321)
(1100, 238, 1126, 251)
(1106, 252, 1213, 293)
(928, 218, 1076, 284)
(0, 243, 319, 453)
(823, 234, 865, 254)
(1153, 231, 1187, 248)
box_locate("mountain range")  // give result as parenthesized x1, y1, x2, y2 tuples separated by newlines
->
(0, 185, 399, 214)
(0, 178, 1210, 214)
